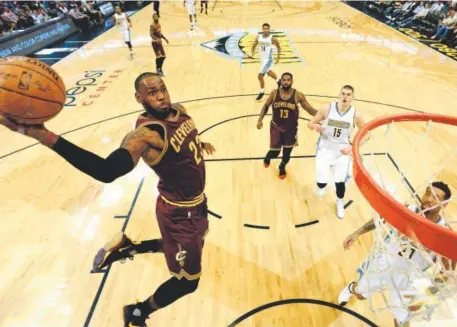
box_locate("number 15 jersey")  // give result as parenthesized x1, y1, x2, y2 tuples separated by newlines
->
(136, 105, 206, 206)
(318, 102, 356, 151)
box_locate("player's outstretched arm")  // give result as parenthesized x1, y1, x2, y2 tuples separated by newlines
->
(355, 112, 370, 145)
(308, 105, 328, 132)
(297, 92, 318, 116)
(0, 115, 154, 183)
(257, 91, 276, 129)
(343, 219, 376, 250)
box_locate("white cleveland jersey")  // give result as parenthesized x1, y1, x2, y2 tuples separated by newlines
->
(185, 0, 195, 6)
(258, 34, 273, 59)
(384, 204, 447, 271)
(317, 102, 355, 151)
(114, 13, 129, 31)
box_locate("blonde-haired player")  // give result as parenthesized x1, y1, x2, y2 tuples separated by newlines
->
(308, 85, 366, 219)
(113, 6, 134, 59)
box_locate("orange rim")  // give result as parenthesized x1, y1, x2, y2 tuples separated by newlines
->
(352, 113, 457, 261)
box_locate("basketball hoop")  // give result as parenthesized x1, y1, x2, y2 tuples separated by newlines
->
(353, 113, 457, 261)
(352, 113, 457, 324)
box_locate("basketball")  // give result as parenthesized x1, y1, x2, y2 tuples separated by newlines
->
(0, 56, 66, 124)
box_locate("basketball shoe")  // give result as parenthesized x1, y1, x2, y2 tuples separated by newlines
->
(336, 198, 345, 219)
(338, 281, 356, 306)
(279, 163, 286, 179)
(263, 157, 270, 168)
(123, 303, 149, 327)
(256, 91, 265, 101)
(92, 232, 135, 273)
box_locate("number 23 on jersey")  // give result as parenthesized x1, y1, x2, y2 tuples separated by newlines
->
(189, 135, 203, 164)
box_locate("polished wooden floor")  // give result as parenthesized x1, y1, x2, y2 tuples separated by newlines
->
(1, 1, 457, 326)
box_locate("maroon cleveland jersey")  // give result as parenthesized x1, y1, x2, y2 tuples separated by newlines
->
(271, 88, 299, 131)
(135, 105, 205, 205)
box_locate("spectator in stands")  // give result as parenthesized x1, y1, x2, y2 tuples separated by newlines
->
(81, 1, 104, 26)
(398, 2, 431, 27)
(431, 9, 457, 41)
(57, 2, 69, 15)
(0, 6, 18, 31)
(430, 1, 445, 14)
(386, 1, 416, 21)
(22, 7, 35, 28)
(69, 2, 90, 30)
(31, 9, 42, 25)
(0, 16, 9, 36)
(1, 6, 19, 25)
(46, 2, 62, 18)
(384, 1, 403, 17)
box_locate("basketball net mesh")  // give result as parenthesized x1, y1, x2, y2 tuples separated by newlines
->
(355, 118, 457, 325)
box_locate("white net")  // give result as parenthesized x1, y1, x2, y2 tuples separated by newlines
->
(354, 116, 457, 326)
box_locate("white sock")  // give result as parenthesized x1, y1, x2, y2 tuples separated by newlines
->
(260, 88, 265, 93)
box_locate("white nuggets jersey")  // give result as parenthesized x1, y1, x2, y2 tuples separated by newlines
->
(384, 205, 446, 271)
(114, 13, 129, 31)
(258, 34, 273, 59)
(318, 102, 355, 151)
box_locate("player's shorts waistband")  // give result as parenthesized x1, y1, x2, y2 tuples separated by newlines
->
(160, 192, 205, 207)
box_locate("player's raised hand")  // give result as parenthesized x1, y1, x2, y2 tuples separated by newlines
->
(257, 120, 263, 129)
(202, 142, 216, 155)
(343, 233, 358, 250)
(0, 115, 50, 142)
(340, 146, 352, 155)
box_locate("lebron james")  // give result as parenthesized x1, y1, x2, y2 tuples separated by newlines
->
(0, 73, 215, 327)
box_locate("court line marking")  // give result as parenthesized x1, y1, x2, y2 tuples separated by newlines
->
(84, 177, 145, 327)
(274, 0, 283, 11)
(244, 223, 270, 230)
(295, 220, 319, 228)
(227, 298, 378, 327)
(344, 200, 354, 209)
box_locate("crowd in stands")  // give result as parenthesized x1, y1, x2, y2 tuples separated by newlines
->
(0, 1, 105, 37)
(360, 1, 457, 48)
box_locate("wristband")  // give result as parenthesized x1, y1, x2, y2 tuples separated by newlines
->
(43, 132, 58, 147)
(17, 126, 28, 135)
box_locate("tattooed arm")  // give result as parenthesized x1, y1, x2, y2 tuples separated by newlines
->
(343, 219, 376, 250)
(257, 90, 276, 129)
(296, 91, 318, 116)
(0, 115, 162, 182)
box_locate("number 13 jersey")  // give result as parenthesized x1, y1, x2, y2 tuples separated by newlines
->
(318, 102, 356, 151)
(136, 105, 206, 206)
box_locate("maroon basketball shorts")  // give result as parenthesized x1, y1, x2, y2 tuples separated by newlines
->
(270, 122, 297, 150)
(156, 196, 209, 280)
(152, 41, 166, 57)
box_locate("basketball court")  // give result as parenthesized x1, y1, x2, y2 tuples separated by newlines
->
(1, 1, 457, 326)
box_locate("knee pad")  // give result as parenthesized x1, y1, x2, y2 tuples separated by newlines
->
(335, 182, 346, 199)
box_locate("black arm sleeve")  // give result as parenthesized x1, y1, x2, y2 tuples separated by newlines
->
(52, 137, 135, 183)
